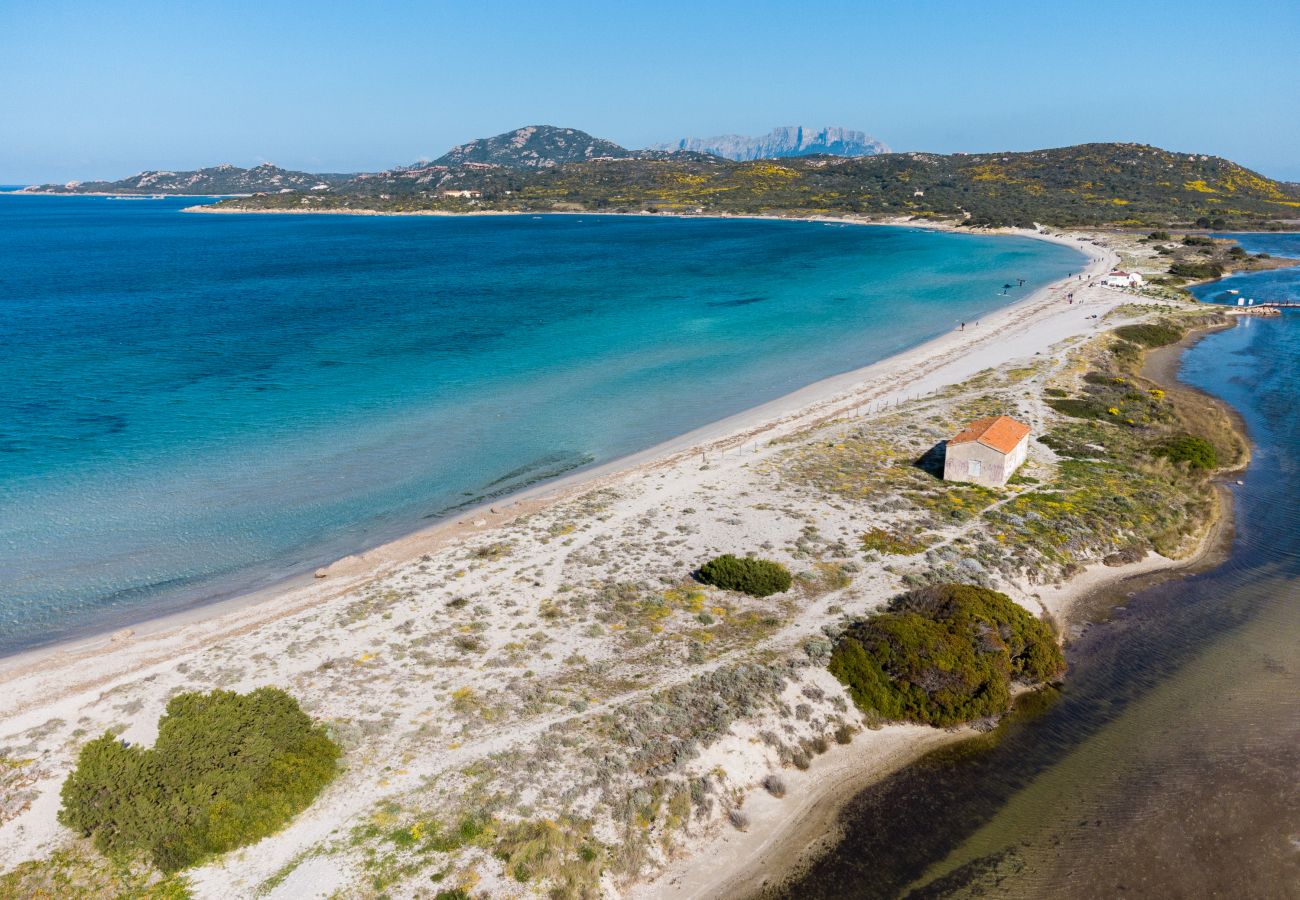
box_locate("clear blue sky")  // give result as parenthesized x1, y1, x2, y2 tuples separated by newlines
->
(3, 0, 1298, 184)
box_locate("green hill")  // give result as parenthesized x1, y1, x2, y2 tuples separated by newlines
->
(432, 125, 635, 169)
(209, 142, 1300, 228)
(21, 163, 352, 195)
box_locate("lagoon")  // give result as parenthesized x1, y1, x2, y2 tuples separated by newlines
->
(770, 233, 1300, 899)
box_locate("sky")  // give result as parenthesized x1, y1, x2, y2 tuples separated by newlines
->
(3, 0, 1298, 184)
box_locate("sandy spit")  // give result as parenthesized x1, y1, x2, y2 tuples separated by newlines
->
(1, 222, 1221, 900)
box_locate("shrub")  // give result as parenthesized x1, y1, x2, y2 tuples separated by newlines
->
(696, 554, 792, 597)
(1168, 261, 1224, 280)
(1046, 397, 1110, 421)
(828, 584, 1064, 727)
(1112, 321, 1186, 348)
(59, 687, 340, 872)
(1153, 434, 1217, 471)
(860, 528, 932, 555)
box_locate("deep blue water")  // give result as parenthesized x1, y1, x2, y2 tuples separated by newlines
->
(0, 195, 1082, 654)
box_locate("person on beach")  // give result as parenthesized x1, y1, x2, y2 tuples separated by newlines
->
(960, 322, 965, 331)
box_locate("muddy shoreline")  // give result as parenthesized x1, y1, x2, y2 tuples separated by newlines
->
(727, 318, 1253, 900)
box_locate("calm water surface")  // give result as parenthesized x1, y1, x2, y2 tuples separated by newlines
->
(772, 233, 1300, 899)
(0, 196, 1082, 654)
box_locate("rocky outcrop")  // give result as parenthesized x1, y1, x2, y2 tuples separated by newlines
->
(653, 126, 890, 161)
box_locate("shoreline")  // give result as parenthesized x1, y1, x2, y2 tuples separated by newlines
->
(0, 219, 1098, 673)
(642, 316, 1252, 900)
(0, 220, 1246, 896)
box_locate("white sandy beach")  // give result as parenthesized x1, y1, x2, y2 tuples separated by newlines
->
(0, 225, 1216, 898)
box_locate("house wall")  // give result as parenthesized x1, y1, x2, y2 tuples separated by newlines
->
(943, 435, 1029, 487)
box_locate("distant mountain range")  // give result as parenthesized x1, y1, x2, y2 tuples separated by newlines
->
(653, 126, 889, 161)
(19, 163, 350, 195)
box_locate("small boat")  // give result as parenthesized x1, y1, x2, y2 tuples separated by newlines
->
(1227, 289, 1239, 295)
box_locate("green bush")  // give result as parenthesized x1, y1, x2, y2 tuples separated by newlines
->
(1045, 397, 1110, 421)
(860, 528, 932, 555)
(59, 687, 340, 872)
(1153, 434, 1217, 471)
(1168, 261, 1224, 280)
(696, 554, 792, 597)
(1112, 321, 1186, 348)
(829, 584, 1064, 727)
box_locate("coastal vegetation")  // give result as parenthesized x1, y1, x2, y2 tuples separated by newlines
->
(0, 849, 193, 899)
(1113, 320, 1186, 348)
(695, 554, 793, 597)
(161, 136, 1300, 229)
(58, 687, 340, 873)
(1, 243, 1256, 897)
(860, 527, 933, 556)
(1145, 233, 1288, 285)
(1169, 261, 1226, 280)
(1153, 434, 1218, 471)
(828, 584, 1064, 727)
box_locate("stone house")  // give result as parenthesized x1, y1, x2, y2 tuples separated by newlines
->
(943, 415, 1031, 487)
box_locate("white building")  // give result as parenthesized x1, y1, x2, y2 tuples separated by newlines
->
(1102, 270, 1145, 287)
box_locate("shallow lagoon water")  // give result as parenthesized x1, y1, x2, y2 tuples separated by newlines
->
(0, 197, 1081, 654)
(770, 233, 1300, 899)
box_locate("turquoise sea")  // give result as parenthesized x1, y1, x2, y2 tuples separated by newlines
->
(0, 194, 1082, 654)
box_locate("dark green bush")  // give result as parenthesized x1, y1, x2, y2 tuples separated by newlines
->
(696, 554, 792, 597)
(1045, 397, 1109, 421)
(1153, 434, 1217, 471)
(59, 687, 340, 872)
(1168, 261, 1224, 280)
(828, 584, 1064, 727)
(1112, 321, 1186, 348)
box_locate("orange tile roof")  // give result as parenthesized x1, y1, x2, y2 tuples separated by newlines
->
(949, 416, 1031, 455)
